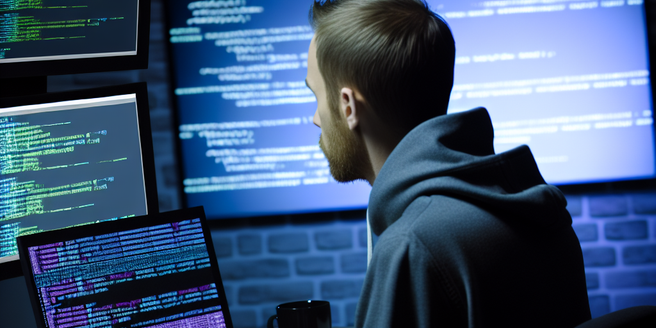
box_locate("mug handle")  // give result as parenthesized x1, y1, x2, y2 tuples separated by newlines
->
(267, 314, 277, 328)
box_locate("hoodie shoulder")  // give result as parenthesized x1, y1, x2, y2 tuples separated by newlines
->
(368, 107, 565, 235)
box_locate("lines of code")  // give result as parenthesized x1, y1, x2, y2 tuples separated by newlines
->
(1, 176, 115, 221)
(1, 13, 119, 43)
(0, 0, 138, 61)
(0, 96, 148, 260)
(27, 218, 227, 328)
(168, 0, 372, 218)
(167, 0, 655, 218)
(173, 19, 323, 193)
(438, 0, 655, 184)
(179, 117, 331, 193)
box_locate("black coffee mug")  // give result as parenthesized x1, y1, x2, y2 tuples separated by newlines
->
(267, 300, 331, 328)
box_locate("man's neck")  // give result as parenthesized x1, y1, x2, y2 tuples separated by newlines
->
(361, 123, 405, 186)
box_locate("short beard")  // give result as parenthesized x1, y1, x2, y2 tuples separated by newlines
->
(319, 114, 371, 184)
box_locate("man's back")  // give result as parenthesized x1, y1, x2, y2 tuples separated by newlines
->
(357, 108, 591, 327)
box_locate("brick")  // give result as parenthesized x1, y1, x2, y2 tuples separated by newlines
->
(147, 87, 160, 111)
(220, 259, 289, 280)
(315, 230, 353, 250)
(238, 234, 262, 255)
(147, 40, 168, 62)
(588, 295, 610, 319)
(586, 272, 599, 290)
(623, 245, 656, 265)
(296, 256, 335, 275)
(566, 195, 583, 217)
(358, 228, 367, 248)
(147, 82, 172, 110)
(268, 233, 309, 253)
(573, 224, 598, 242)
(605, 221, 648, 240)
(582, 247, 616, 267)
(151, 134, 173, 158)
(223, 284, 236, 308)
(632, 193, 656, 214)
(346, 302, 359, 326)
(150, 108, 174, 132)
(149, 4, 166, 36)
(157, 194, 174, 213)
(154, 190, 178, 212)
(341, 253, 367, 273)
(161, 163, 179, 188)
(239, 281, 314, 305)
(330, 304, 341, 326)
(212, 236, 233, 258)
(260, 306, 277, 326)
(141, 61, 168, 83)
(606, 270, 656, 289)
(229, 309, 258, 328)
(615, 293, 656, 310)
(321, 280, 363, 299)
(589, 195, 628, 217)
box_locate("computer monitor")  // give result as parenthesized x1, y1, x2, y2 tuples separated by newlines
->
(166, 0, 655, 219)
(17, 206, 233, 328)
(0, 0, 150, 78)
(0, 83, 158, 279)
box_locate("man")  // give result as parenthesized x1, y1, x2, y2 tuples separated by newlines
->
(305, 0, 591, 327)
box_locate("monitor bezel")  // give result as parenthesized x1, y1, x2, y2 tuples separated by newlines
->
(0, 0, 150, 79)
(17, 206, 233, 328)
(0, 82, 159, 280)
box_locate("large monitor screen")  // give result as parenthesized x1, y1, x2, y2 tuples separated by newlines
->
(166, 0, 655, 219)
(0, 0, 150, 78)
(0, 83, 158, 271)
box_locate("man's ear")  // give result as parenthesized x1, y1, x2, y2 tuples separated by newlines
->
(340, 87, 359, 130)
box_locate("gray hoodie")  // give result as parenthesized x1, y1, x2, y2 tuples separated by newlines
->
(356, 107, 591, 327)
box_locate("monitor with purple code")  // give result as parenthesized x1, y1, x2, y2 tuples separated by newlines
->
(17, 207, 233, 328)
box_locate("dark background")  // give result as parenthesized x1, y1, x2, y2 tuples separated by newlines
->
(0, 0, 655, 327)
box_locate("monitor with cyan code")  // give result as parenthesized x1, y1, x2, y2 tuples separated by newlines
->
(0, 83, 158, 279)
(0, 0, 150, 78)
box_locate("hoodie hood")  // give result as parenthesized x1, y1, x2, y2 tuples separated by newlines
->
(368, 107, 569, 236)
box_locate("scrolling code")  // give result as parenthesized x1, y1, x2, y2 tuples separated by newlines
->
(0, 0, 138, 61)
(1, 95, 148, 260)
(27, 218, 227, 328)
